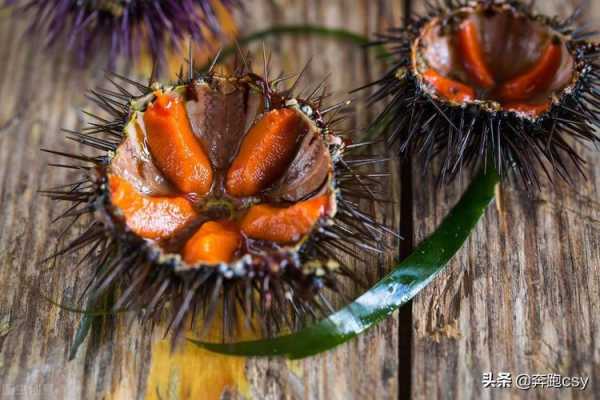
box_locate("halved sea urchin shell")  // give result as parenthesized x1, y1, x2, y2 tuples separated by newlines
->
(369, 0, 600, 185)
(43, 56, 392, 339)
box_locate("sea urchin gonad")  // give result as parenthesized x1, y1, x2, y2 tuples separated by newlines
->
(5, 0, 240, 66)
(42, 56, 392, 340)
(370, 0, 600, 185)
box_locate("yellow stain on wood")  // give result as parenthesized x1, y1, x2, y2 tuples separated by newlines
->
(145, 338, 250, 400)
(105, 371, 137, 400)
(285, 359, 304, 378)
(144, 306, 258, 400)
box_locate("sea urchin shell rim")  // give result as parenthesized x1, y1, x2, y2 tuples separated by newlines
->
(102, 77, 340, 274)
(411, 1, 582, 121)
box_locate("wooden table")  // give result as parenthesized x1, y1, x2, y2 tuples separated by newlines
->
(0, 1, 598, 399)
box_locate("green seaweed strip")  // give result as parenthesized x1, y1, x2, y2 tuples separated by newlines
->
(69, 313, 93, 360)
(200, 24, 390, 71)
(191, 167, 500, 359)
(68, 289, 116, 360)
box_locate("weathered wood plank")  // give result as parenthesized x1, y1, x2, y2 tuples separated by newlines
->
(410, 1, 600, 399)
(2, 0, 598, 399)
(0, 1, 405, 399)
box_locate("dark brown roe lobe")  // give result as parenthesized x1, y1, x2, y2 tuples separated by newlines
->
(107, 82, 335, 267)
(414, 4, 575, 117)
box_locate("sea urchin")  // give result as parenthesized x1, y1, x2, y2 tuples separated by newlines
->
(42, 53, 393, 340)
(5, 0, 240, 66)
(370, 0, 600, 185)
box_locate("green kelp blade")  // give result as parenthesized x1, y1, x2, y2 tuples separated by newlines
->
(199, 24, 391, 72)
(191, 167, 500, 359)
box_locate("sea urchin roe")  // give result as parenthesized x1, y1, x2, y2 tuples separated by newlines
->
(415, 6, 576, 119)
(496, 42, 562, 102)
(456, 20, 496, 89)
(422, 69, 476, 102)
(241, 195, 330, 243)
(109, 117, 175, 196)
(108, 175, 197, 240)
(226, 108, 307, 197)
(144, 92, 213, 195)
(107, 77, 338, 268)
(182, 221, 242, 265)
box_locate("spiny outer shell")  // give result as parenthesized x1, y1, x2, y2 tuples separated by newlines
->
(44, 66, 392, 341)
(369, 0, 600, 186)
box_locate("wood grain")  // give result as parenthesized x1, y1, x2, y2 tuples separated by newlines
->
(0, 1, 598, 399)
(410, 1, 600, 399)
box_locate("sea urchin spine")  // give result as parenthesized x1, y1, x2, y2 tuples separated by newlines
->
(41, 52, 394, 341)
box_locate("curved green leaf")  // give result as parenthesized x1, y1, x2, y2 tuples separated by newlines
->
(191, 167, 500, 359)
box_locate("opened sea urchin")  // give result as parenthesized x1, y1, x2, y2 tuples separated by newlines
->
(43, 56, 391, 339)
(370, 0, 600, 185)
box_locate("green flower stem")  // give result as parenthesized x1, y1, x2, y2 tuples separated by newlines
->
(191, 167, 500, 359)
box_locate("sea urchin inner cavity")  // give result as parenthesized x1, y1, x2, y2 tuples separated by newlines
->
(108, 80, 335, 266)
(415, 4, 575, 117)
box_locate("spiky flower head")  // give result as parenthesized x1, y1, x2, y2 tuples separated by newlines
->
(5, 0, 240, 67)
(42, 53, 392, 340)
(370, 0, 600, 186)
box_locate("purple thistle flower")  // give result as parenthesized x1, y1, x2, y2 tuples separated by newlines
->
(4, 0, 241, 67)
